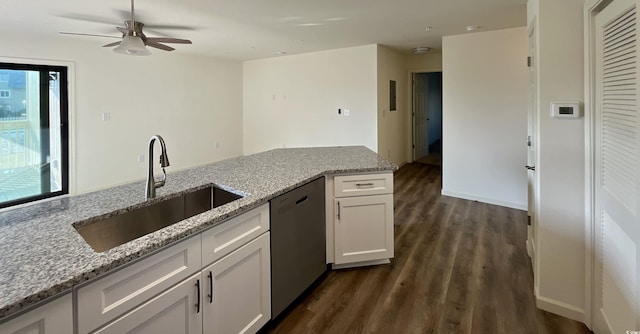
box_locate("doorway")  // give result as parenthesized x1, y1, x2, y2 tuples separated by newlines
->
(412, 72, 443, 166)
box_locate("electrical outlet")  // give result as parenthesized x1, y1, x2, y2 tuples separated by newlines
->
(343, 109, 351, 116)
(102, 112, 111, 121)
(137, 154, 144, 163)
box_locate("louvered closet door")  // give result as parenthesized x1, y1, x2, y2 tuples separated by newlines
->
(594, 0, 640, 332)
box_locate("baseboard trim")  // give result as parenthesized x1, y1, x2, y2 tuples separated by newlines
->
(535, 293, 586, 324)
(440, 190, 527, 210)
(331, 259, 390, 270)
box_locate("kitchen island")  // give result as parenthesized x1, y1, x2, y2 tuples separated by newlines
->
(0, 146, 396, 324)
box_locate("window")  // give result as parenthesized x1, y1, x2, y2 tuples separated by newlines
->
(0, 62, 69, 209)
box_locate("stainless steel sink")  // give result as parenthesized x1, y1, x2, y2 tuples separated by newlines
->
(74, 186, 243, 252)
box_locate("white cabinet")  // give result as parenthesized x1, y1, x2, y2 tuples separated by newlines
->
(331, 173, 394, 266)
(93, 273, 202, 334)
(76, 204, 271, 334)
(201, 204, 269, 266)
(202, 233, 271, 334)
(0, 293, 72, 334)
(77, 235, 202, 334)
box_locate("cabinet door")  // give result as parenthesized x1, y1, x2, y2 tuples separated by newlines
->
(335, 194, 394, 264)
(93, 273, 202, 334)
(77, 235, 201, 334)
(202, 233, 270, 334)
(0, 294, 72, 334)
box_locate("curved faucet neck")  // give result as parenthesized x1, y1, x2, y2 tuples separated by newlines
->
(145, 135, 170, 199)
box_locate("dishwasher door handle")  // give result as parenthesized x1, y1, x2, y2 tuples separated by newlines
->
(296, 196, 309, 205)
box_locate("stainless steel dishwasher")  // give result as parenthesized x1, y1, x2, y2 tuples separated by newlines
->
(270, 177, 326, 319)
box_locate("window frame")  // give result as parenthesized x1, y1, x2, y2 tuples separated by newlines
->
(0, 61, 70, 209)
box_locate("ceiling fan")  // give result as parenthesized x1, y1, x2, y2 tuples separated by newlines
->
(59, 0, 192, 56)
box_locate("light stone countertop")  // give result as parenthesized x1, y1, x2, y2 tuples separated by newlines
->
(0, 146, 396, 320)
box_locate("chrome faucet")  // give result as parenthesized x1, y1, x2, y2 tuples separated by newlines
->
(145, 135, 170, 199)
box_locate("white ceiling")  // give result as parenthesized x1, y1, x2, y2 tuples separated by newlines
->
(1, 0, 527, 60)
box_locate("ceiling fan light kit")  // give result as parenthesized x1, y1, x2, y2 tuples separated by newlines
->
(113, 35, 151, 56)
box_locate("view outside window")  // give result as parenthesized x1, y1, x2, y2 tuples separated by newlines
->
(0, 64, 68, 209)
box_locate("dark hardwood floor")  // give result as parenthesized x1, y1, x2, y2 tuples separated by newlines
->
(263, 163, 592, 334)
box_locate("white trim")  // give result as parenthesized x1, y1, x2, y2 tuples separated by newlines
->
(583, 0, 611, 330)
(406, 67, 443, 164)
(331, 258, 390, 270)
(440, 189, 527, 210)
(535, 288, 587, 324)
(0, 56, 77, 197)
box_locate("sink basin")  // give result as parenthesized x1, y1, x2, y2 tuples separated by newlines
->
(74, 186, 243, 252)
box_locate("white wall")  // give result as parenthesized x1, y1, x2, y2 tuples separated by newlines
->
(528, 0, 587, 323)
(441, 27, 528, 210)
(377, 45, 409, 166)
(0, 32, 243, 194)
(405, 52, 443, 72)
(242, 45, 378, 154)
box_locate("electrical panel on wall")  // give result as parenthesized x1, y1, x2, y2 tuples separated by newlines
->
(550, 101, 581, 119)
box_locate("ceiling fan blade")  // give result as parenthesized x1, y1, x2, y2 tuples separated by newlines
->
(102, 41, 122, 48)
(117, 26, 128, 34)
(146, 42, 175, 51)
(59, 32, 121, 39)
(58, 13, 118, 26)
(144, 24, 195, 31)
(146, 37, 192, 44)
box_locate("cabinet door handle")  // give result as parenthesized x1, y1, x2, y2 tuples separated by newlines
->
(208, 271, 213, 303)
(356, 182, 375, 188)
(337, 201, 341, 221)
(195, 279, 201, 313)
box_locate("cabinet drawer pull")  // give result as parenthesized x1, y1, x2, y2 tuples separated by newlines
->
(337, 201, 341, 221)
(208, 271, 213, 303)
(355, 182, 375, 188)
(195, 279, 201, 313)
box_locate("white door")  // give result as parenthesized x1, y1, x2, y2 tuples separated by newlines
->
(334, 194, 394, 264)
(94, 273, 202, 334)
(526, 23, 538, 266)
(413, 73, 429, 160)
(202, 233, 271, 334)
(593, 1, 640, 332)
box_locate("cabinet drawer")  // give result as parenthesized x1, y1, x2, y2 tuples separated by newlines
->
(77, 235, 201, 334)
(202, 203, 270, 266)
(334, 173, 393, 197)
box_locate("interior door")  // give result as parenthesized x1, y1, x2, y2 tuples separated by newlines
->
(413, 73, 429, 160)
(593, 0, 640, 332)
(526, 24, 537, 266)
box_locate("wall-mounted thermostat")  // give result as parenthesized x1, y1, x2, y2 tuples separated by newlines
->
(550, 101, 581, 119)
